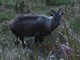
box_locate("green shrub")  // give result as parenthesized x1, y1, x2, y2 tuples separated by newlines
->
(46, 0, 74, 6)
(70, 14, 80, 33)
(0, 9, 15, 23)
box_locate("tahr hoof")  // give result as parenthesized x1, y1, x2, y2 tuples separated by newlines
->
(23, 44, 26, 48)
(15, 40, 19, 45)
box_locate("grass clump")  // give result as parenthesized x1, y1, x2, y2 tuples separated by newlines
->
(0, 9, 15, 23)
(70, 14, 80, 33)
(46, 0, 74, 6)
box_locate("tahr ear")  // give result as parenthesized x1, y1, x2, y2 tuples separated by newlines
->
(51, 10, 56, 14)
(50, 10, 56, 16)
(58, 8, 61, 13)
(58, 8, 64, 16)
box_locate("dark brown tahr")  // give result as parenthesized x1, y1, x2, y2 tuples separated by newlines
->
(9, 9, 64, 48)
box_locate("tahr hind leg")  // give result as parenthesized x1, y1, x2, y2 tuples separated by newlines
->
(20, 37, 26, 48)
(15, 37, 19, 45)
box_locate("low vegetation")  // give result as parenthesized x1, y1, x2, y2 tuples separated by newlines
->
(0, 0, 80, 60)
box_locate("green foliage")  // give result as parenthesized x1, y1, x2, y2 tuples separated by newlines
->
(46, 0, 74, 6)
(0, 9, 15, 23)
(0, 23, 14, 48)
(57, 20, 80, 60)
(13, 1, 26, 14)
(0, 0, 80, 60)
(70, 14, 80, 33)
